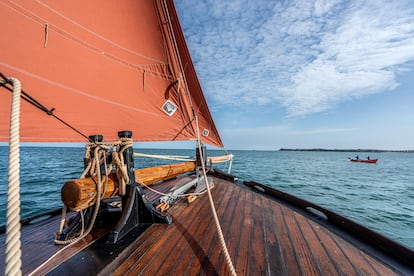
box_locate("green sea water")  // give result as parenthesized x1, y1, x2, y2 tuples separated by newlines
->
(1, 146, 413, 250)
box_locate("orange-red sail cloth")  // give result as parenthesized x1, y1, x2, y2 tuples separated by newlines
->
(0, 0, 223, 148)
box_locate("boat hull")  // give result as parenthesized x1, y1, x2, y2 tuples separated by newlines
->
(350, 159, 378, 163)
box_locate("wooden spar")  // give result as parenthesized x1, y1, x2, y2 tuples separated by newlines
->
(135, 161, 195, 184)
(61, 161, 196, 210)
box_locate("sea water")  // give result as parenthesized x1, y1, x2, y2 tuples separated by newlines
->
(0, 146, 413, 250)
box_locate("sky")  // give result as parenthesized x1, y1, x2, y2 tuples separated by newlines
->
(174, 0, 414, 150)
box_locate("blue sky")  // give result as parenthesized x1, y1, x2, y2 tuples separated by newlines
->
(174, 0, 414, 150)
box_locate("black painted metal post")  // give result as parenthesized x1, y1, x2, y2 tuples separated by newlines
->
(196, 145, 207, 167)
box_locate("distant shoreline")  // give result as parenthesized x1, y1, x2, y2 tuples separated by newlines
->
(279, 148, 414, 153)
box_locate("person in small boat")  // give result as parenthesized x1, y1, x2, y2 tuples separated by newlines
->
(355, 155, 359, 160)
(367, 156, 370, 160)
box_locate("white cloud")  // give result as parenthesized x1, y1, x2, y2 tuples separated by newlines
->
(176, 0, 414, 116)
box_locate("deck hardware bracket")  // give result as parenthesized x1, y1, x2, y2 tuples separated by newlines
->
(159, 174, 205, 205)
(107, 131, 172, 244)
(107, 182, 171, 244)
(56, 206, 96, 241)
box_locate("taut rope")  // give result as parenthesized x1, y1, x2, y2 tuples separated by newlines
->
(4, 77, 22, 276)
(0, 72, 90, 141)
(133, 152, 192, 162)
(194, 119, 237, 275)
(157, 3, 236, 269)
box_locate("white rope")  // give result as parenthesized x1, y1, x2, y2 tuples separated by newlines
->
(193, 119, 236, 275)
(196, 143, 236, 275)
(5, 77, 22, 276)
(134, 152, 192, 162)
(157, 4, 236, 266)
(134, 152, 233, 167)
(28, 241, 77, 276)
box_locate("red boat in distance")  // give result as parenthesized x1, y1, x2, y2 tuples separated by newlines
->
(350, 158, 378, 163)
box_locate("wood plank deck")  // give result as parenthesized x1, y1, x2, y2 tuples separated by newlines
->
(0, 174, 408, 275)
(109, 175, 401, 275)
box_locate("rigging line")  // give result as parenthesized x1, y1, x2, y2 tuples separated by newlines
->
(154, 3, 191, 130)
(1, 73, 53, 112)
(133, 152, 192, 162)
(171, 117, 196, 141)
(195, 130, 237, 276)
(162, 1, 196, 116)
(0, 72, 91, 142)
(162, 1, 222, 148)
(161, 1, 222, 146)
(161, 3, 193, 123)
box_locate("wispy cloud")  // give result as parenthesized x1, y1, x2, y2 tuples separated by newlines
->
(176, 0, 414, 116)
(225, 125, 355, 136)
(219, 125, 356, 150)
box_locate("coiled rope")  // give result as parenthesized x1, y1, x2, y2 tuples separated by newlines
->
(55, 138, 133, 244)
(4, 77, 22, 276)
(111, 138, 133, 196)
(54, 146, 103, 245)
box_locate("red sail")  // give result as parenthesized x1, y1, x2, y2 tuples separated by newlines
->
(0, 0, 223, 147)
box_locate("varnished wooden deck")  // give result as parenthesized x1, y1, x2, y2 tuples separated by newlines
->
(0, 173, 411, 275)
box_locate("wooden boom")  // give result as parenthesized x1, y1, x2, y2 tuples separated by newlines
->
(61, 161, 196, 210)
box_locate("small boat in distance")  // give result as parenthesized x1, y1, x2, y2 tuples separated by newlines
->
(350, 158, 378, 163)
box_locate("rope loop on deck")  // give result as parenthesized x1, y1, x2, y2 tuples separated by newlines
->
(4, 77, 23, 276)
